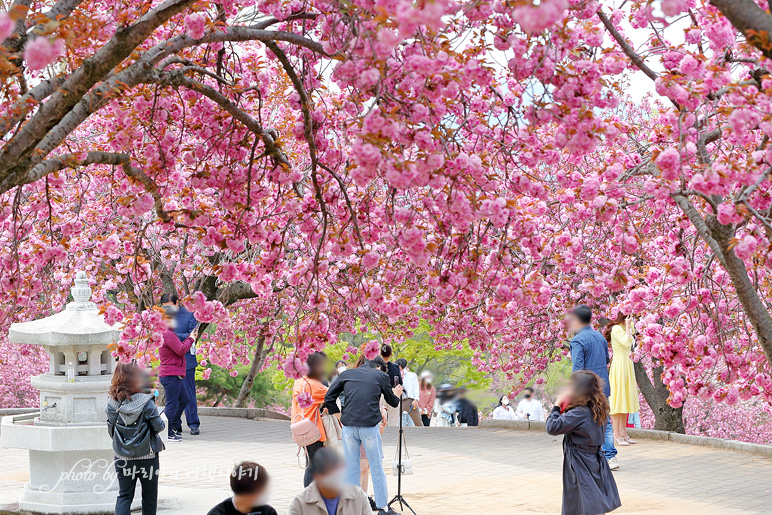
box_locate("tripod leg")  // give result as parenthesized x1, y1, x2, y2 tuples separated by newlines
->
(388, 394, 418, 514)
(388, 495, 417, 515)
(400, 497, 417, 515)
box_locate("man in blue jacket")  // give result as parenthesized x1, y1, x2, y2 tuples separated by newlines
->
(161, 293, 201, 435)
(566, 304, 618, 470)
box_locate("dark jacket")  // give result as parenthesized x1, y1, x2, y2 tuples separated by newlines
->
(570, 326, 611, 397)
(207, 499, 277, 515)
(324, 366, 400, 427)
(385, 361, 402, 387)
(173, 306, 198, 370)
(546, 406, 621, 515)
(106, 393, 165, 458)
(456, 397, 479, 426)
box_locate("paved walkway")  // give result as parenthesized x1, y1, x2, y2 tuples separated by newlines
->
(2, 416, 771, 514)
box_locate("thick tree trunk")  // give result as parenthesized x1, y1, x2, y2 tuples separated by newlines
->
(674, 196, 772, 372)
(633, 361, 685, 433)
(234, 335, 266, 408)
(711, 0, 772, 60)
(707, 218, 772, 365)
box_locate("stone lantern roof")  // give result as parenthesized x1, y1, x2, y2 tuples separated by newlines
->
(9, 271, 120, 347)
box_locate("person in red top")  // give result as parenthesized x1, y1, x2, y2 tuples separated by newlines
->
(291, 352, 329, 488)
(159, 306, 196, 442)
(418, 371, 437, 426)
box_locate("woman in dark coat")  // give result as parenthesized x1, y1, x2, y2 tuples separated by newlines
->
(107, 363, 166, 515)
(546, 370, 621, 515)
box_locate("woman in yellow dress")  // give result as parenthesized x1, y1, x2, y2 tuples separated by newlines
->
(603, 313, 640, 446)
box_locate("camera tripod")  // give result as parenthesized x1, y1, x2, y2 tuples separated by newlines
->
(388, 393, 417, 515)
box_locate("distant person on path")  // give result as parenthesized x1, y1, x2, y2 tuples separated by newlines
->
(436, 384, 459, 427)
(207, 461, 277, 515)
(289, 447, 371, 515)
(455, 387, 479, 426)
(395, 358, 423, 427)
(107, 363, 165, 515)
(291, 352, 329, 487)
(492, 395, 517, 421)
(566, 304, 618, 471)
(547, 370, 621, 515)
(380, 344, 402, 427)
(418, 371, 436, 426)
(161, 293, 200, 435)
(516, 387, 545, 421)
(159, 306, 196, 442)
(324, 356, 402, 515)
(603, 313, 640, 446)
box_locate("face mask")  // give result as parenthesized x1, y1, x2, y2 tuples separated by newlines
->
(317, 469, 345, 492)
(337, 366, 347, 374)
(524, 394, 532, 399)
(501, 398, 509, 406)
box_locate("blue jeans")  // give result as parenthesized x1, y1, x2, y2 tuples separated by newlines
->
(342, 425, 387, 509)
(603, 418, 617, 459)
(160, 375, 189, 437)
(182, 369, 200, 429)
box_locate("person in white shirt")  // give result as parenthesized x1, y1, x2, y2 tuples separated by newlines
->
(492, 396, 517, 420)
(516, 387, 545, 421)
(395, 358, 423, 427)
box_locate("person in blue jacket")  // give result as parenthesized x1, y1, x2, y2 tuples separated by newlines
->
(161, 293, 201, 435)
(565, 304, 618, 471)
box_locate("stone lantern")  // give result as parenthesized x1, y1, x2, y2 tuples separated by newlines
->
(1, 271, 123, 514)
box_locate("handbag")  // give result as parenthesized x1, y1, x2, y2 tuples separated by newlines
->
(290, 378, 323, 448)
(290, 410, 322, 447)
(321, 412, 342, 448)
(391, 433, 414, 476)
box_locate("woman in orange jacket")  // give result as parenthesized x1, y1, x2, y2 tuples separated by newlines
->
(291, 352, 329, 487)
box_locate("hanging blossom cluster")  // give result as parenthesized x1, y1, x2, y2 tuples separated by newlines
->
(0, 0, 772, 414)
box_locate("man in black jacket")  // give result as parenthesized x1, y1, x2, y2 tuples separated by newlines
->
(324, 357, 402, 515)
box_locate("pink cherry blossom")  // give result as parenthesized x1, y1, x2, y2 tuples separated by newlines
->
(184, 13, 207, 39)
(296, 391, 314, 409)
(24, 37, 63, 70)
(364, 341, 380, 360)
(0, 13, 14, 41)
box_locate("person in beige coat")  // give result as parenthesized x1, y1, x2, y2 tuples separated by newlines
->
(289, 448, 372, 515)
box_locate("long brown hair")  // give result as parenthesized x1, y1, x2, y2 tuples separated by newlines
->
(566, 370, 610, 425)
(602, 312, 627, 343)
(109, 363, 142, 401)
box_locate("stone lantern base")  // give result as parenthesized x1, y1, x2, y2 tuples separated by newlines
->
(17, 484, 117, 515)
(1, 417, 133, 514)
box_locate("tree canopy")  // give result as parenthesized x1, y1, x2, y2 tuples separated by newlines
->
(1, 0, 772, 411)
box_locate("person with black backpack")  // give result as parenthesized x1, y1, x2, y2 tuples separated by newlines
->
(106, 363, 166, 515)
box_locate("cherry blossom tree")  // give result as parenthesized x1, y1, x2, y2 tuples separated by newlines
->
(2, 0, 772, 419)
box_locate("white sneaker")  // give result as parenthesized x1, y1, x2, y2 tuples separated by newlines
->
(607, 457, 620, 470)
